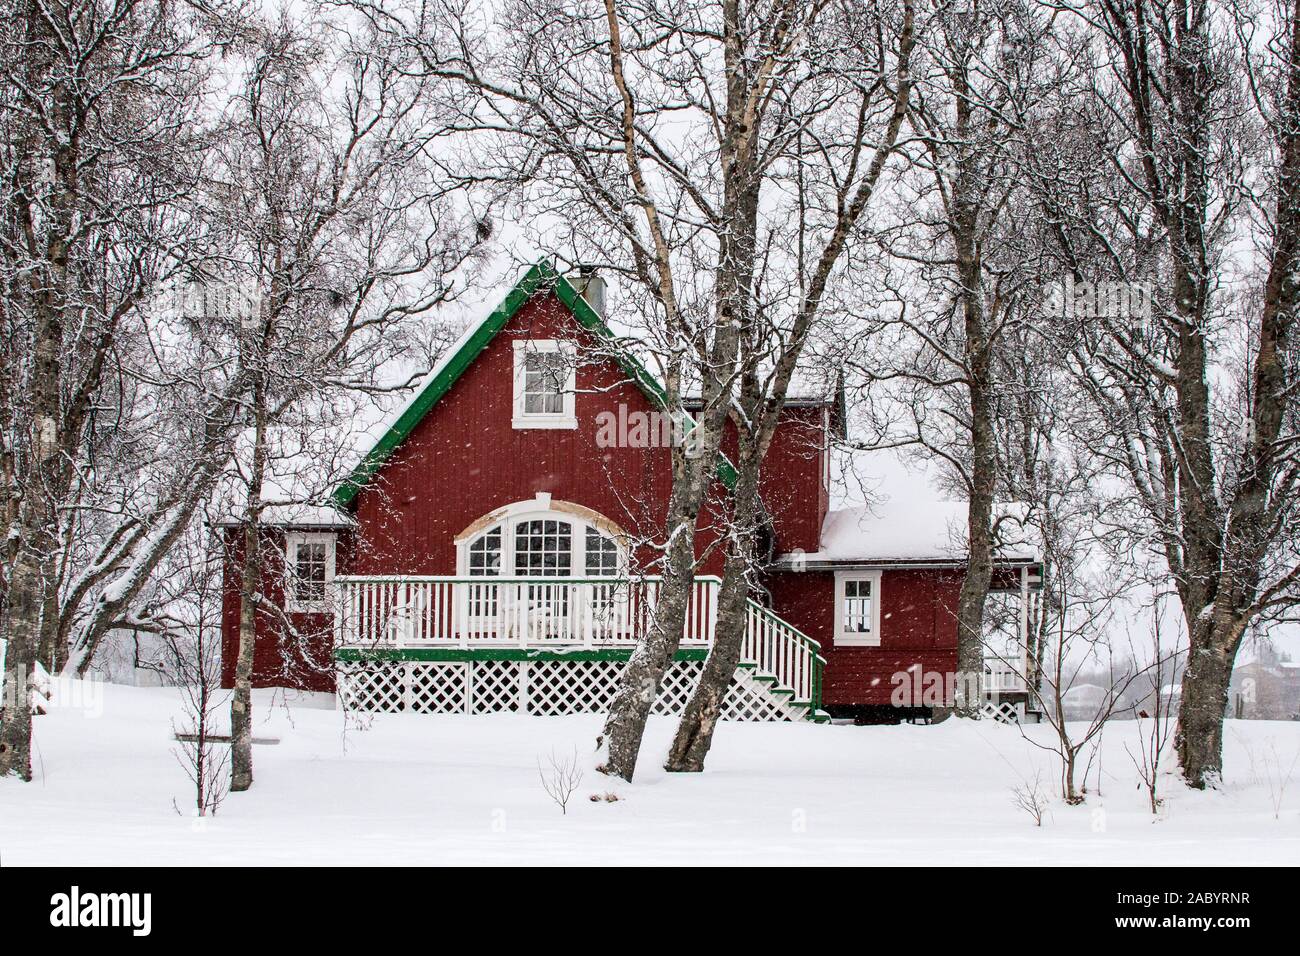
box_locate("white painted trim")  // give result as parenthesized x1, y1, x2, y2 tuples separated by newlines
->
(512, 339, 577, 429)
(833, 569, 882, 647)
(455, 506, 625, 578)
(285, 532, 337, 613)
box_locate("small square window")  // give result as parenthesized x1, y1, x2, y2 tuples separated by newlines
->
(835, 571, 881, 646)
(523, 353, 568, 415)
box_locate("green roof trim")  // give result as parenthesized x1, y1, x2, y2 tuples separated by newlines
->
(331, 260, 736, 507)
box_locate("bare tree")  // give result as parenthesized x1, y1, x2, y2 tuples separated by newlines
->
(1126, 602, 1182, 813)
(0, 0, 216, 779)
(664, 0, 917, 772)
(537, 747, 584, 814)
(214, 8, 480, 792)
(849, 0, 1078, 716)
(147, 520, 230, 818)
(1058, 0, 1300, 788)
(362, 0, 922, 781)
(1011, 770, 1049, 825)
(993, 282, 1153, 803)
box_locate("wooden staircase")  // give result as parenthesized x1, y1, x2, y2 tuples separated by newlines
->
(737, 600, 829, 722)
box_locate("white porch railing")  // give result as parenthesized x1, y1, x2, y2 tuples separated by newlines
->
(333, 575, 826, 707)
(333, 575, 718, 649)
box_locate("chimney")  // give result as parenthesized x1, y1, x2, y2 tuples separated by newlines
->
(572, 264, 606, 316)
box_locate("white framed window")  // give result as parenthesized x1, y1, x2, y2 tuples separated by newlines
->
(834, 570, 882, 646)
(512, 339, 577, 429)
(457, 513, 623, 579)
(285, 532, 336, 613)
(585, 525, 620, 577)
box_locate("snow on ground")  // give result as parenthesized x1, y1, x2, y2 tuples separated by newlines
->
(1, 681, 1298, 866)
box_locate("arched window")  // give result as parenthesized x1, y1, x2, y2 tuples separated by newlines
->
(467, 526, 502, 576)
(456, 501, 629, 638)
(457, 504, 625, 579)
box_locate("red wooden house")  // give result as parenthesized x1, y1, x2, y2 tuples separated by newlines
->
(221, 262, 1041, 722)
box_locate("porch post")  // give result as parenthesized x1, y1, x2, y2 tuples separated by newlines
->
(1019, 564, 1029, 669)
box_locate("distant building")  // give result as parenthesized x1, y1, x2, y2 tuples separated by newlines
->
(1061, 682, 1109, 721)
(1230, 653, 1300, 720)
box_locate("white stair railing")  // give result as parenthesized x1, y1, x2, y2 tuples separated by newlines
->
(743, 600, 826, 708)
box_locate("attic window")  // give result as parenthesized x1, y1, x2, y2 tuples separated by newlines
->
(513, 340, 576, 429)
(834, 570, 881, 647)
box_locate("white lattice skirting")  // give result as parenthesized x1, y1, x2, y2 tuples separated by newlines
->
(979, 700, 1026, 724)
(337, 658, 802, 722)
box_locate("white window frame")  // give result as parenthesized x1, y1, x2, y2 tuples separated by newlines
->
(285, 532, 336, 613)
(512, 339, 577, 429)
(455, 510, 625, 579)
(834, 569, 882, 646)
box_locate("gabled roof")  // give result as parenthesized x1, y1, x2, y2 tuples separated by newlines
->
(332, 261, 737, 508)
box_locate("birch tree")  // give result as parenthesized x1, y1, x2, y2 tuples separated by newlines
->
(355, 0, 922, 781)
(213, 8, 479, 791)
(869, 0, 1074, 716)
(0, 0, 215, 780)
(665, 0, 916, 772)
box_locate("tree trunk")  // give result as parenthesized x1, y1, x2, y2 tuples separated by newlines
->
(945, 63, 997, 718)
(665, 461, 761, 772)
(1175, 616, 1240, 787)
(230, 379, 268, 793)
(37, 550, 61, 671)
(953, 260, 995, 717)
(597, 496, 701, 781)
(0, 1, 70, 779)
(230, 520, 260, 793)
(662, 554, 750, 773)
(954, 472, 994, 716)
(0, 548, 41, 780)
(1174, 0, 1299, 787)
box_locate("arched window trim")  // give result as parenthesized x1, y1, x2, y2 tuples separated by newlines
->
(455, 504, 627, 579)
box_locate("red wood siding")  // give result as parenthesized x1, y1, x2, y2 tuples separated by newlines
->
(764, 567, 962, 706)
(349, 292, 730, 576)
(757, 407, 829, 554)
(715, 406, 829, 555)
(220, 528, 353, 692)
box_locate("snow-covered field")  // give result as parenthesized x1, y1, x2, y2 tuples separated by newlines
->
(1, 680, 1298, 866)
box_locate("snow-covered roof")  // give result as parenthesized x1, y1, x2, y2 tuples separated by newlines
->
(773, 450, 1038, 567)
(212, 504, 355, 529)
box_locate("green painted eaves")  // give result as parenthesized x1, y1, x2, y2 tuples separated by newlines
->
(331, 260, 737, 507)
